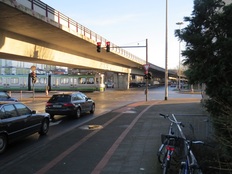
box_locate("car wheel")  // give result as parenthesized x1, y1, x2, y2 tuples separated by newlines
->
(50, 114, 54, 120)
(0, 134, 7, 154)
(39, 119, 49, 135)
(90, 104, 95, 113)
(75, 107, 81, 119)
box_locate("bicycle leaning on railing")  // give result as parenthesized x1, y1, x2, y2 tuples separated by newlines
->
(157, 113, 204, 174)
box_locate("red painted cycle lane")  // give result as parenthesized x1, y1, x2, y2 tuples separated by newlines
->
(35, 101, 158, 174)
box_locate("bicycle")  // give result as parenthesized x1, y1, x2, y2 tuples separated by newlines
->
(157, 113, 204, 174)
(157, 113, 185, 174)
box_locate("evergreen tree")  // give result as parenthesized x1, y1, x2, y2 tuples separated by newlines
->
(176, 0, 232, 172)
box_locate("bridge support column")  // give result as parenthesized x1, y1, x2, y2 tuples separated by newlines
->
(116, 73, 129, 90)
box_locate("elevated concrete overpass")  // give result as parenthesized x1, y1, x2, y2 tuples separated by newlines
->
(0, 0, 176, 88)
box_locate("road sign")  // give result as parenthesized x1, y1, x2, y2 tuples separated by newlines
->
(143, 64, 150, 71)
(143, 64, 150, 72)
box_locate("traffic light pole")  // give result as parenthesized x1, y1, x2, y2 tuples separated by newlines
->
(145, 39, 148, 101)
(32, 83, 35, 101)
(116, 40, 149, 101)
(117, 40, 149, 101)
(97, 40, 149, 101)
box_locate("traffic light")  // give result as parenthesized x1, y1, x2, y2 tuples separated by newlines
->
(144, 74, 148, 79)
(97, 42, 101, 52)
(106, 41, 110, 52)
(31, 72, 37, 84)
(148, 72, 152, 79)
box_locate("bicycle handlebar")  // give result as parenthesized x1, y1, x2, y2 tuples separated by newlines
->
(159, 113, 185, 127)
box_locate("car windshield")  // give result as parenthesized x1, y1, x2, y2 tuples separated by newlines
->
(49, 95, 71, 102)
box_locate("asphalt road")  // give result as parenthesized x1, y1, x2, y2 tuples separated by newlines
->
(0, 87, 207, 174)
(10, 86, 202, 114)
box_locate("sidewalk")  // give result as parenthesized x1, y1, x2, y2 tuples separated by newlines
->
(0, 98, 211, 174)
(100, 99, 211, 174)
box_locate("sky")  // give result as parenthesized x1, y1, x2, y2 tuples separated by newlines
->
(41, 0, 194, 69)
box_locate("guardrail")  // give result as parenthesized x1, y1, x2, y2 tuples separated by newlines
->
(9, 0, 146, 65)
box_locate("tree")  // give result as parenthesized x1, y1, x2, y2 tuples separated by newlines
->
(175, 0, 232, 172)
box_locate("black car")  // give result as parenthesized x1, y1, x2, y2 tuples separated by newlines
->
(0, 102, 50, 153)
(129, 82, 142, 88)
(45, 92, 95, 119)
(0, 91, 18, 102)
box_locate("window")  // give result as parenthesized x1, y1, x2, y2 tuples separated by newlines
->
(0, 92, 8, 98)
(15, 103, 31, 115)
(10, 77, 19, 84)
(78, 77, 86, 84)
(39, 77, 47, 84)
(87, 77, 94, 84)
(49, 95, 71, 102)
(72, 94, 77, 101)
(60, 77, 69, 84)
(3, 104, 17, 118)
(76, 93, 84, 100)
(73, 78, 78, 85)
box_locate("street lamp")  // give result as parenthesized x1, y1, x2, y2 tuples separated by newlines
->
(164, 0, 168, 100)
(176, 22, 183, 90)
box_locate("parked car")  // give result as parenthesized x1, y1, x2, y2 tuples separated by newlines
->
(0, 102, 50, 153)
(0, 91, 18, 102)
(45, 92, 95, 119)
(106, 82, 114, 88)
(129, 82, 142, 88)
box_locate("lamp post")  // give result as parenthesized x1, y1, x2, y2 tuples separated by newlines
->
(164, 0, 168, 100)
(176, 22, 183, 90)
(146, 38, 148, 102)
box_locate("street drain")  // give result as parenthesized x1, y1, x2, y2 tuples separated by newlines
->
(88, 125, 103, 130)
(79, 125, 103, 130)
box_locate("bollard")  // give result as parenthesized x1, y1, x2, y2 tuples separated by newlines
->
(45, 85, 49, 96)
(9, 91, 11, 97)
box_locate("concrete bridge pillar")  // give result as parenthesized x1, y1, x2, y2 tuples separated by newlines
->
(115, 73, 129, 90)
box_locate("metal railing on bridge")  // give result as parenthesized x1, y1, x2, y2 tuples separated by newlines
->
(11, 0, 146, 65)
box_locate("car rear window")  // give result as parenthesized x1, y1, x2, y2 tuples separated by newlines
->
(49, 95, 71, 102)
(0, 92, 8, 98)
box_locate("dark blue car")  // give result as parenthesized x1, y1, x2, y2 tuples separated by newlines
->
(0, 92, 18, 102)
(45, 92, 95, 119)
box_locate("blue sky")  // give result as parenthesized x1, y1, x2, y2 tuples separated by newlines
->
(42, 0, 194, 69)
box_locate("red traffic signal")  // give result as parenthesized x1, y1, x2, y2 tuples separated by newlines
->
(97, 42, 101, 52)
(106, 41, 110, 52)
